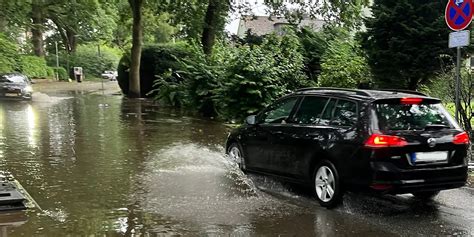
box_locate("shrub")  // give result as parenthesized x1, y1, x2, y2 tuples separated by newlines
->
(0, 34, 18, 73)
(213, 31, 310, 120)
(318, 38, 372, 88)
(47, 44, 122, 79)
(151, 32, 310, 121)
(17, 56, 50, 78)
(117, 56, 130, 94)
(149, 43, 230, 117)
(71, 44, 121, 78)
(52, 67, 68, 80)
(117, 43, 192, 97)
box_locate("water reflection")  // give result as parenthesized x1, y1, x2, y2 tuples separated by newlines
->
(0, 95, 467, 236)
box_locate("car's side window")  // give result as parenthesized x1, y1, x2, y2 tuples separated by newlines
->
(292, 96, 329, 124)
(319, 99, 337, 126)
(330, 100, 358, 127)
(260, 97, 298, 124)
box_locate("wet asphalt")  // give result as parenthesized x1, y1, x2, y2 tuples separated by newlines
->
(0, 81, 470, 236)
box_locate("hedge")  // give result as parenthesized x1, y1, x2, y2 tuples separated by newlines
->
(117, 43, 192, 97)
(17, 55, 51, 78)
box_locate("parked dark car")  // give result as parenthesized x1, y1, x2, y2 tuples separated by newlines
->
(0, 73, 33, 100)
(226, 88, 469, 208)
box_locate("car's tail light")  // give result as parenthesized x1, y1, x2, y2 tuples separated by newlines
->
(365, 134, 408, 148)
(400, 97, 423, 104)
(453, 131, 469, 145)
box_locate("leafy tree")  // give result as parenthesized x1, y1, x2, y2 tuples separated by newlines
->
(297, 26, 351, 81)
(362, 0, 452, 90)
(318, 37, 372, 88)
(422, 69, 474, 133)
(0, 34, 19, 73)
(159, 0, 370, 56)
(128, 0, 144, 98)
(0, 1, 30, 34)
(48, 0, 118, 53)
(113, 2, 176, 49)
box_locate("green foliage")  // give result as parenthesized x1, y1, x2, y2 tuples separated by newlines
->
(297, 27, 352, 81)
(151, 46, 221, 116)
(362, 0, 452, 90)
(152, 31, 310, 121)
(17, 55, 51, 78)
(48, 44, 122, 79)
(117, 55, 130, 95)
(0, 34, 18, 73)
(117, 43, 192, 97)
(52, 67, 68, 80)
(422, 69, 474, 131)
(318, 37, 372, 88)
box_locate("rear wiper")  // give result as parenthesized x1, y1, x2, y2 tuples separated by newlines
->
(424, 124, 449, 130)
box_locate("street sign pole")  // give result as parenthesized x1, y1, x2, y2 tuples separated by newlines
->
(445, 0, 474, 123)
(456, 46, 461, 122)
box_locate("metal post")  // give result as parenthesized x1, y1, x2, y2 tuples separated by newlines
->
(98, 44, 104, 91)
(455, 47, 461, 123)
(55, 41, 59, 80)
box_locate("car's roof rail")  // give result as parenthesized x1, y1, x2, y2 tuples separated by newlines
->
(377, 89, 427, 96)
(295, 87, 372, 97)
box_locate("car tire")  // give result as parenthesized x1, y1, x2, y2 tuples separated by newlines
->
(412, 191, 439, 201)
(313, 160, 343, 208)
(227, 143, 246, 171)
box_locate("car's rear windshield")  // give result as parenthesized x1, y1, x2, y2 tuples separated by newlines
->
(0, 75, 27, 84)
(374, 102, 455, 131)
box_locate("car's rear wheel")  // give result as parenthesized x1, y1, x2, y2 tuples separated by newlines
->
(227, 143, 246, 170)
(412, 191, 439, 201)
(313, 160, 343, 208)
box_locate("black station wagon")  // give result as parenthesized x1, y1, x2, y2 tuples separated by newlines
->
(226, 88, 469, 208)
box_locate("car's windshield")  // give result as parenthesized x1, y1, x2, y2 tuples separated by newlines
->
(375, 103, 455, 131)
(0, 75, 27, 84)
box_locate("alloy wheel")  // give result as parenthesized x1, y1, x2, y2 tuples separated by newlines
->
(315, 166, 336, 202)
(228, 146, 242, 166)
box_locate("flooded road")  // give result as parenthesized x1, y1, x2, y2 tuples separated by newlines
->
(0, 87, 472, 236)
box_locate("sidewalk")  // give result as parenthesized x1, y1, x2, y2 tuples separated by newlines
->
(31, 79, 121, 95)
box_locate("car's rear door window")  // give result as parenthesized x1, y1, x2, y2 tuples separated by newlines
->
(293, 96, 329, 124)
(319, 99, 337, 125)
(375, 102, 455, 131)
(330, 100, 358, 127)
(261, 97, 299, 124)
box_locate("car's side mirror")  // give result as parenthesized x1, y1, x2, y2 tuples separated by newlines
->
(245, 115, 256, 125)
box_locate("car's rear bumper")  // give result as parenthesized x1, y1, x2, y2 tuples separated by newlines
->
(369, 161, 468, 194)
(0, 92, 31, 100)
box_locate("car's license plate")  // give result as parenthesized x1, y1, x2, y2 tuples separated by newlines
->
(5, 93, 18, 97)
(413, 151, 448, 163)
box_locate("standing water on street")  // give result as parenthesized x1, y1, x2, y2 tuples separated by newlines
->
(0, 91, 470, 236)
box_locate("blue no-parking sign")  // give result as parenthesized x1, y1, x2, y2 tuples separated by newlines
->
(445, 0, 474, 31)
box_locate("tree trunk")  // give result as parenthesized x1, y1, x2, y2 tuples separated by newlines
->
(66, 29, 78, 53)
(201, 0, 225, 56)
(128, 0, 143, 98)
(31, 0, 45, 57)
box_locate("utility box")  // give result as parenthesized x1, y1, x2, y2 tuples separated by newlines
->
(73, 67, 83, 83)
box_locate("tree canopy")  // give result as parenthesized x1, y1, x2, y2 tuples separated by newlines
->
(362, 0, 452, 90)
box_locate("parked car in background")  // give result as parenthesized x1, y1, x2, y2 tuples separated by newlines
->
(101, 71, 117, 81)
(226, 88, 469, 208)
(0, 73, 33, 100)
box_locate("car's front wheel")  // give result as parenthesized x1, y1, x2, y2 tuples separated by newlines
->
(227, 143, 246, 170)
(313, 160, 343, 208)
